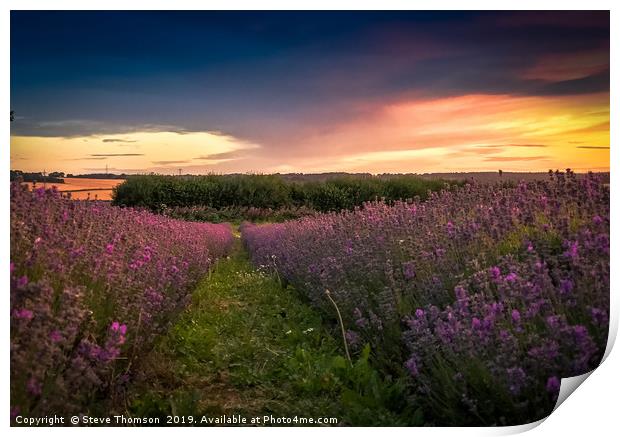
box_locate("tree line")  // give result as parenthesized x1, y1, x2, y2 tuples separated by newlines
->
(112, 174, 456, 213)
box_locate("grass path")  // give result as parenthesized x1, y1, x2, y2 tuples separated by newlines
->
(125, 237, 416, 425)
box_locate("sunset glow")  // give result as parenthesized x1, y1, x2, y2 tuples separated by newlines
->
(10, 11, 609, 174)
(11, 131, 261, 174)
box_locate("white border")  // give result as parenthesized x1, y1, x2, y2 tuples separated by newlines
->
(3, 2, 616, 436)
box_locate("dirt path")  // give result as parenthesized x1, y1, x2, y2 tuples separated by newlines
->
(123, 237, 414, 426)
(125, 240, 344, 424)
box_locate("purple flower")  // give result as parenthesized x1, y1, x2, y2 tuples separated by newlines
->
(16, 275, 28, 288)
(564, 241, 579, 260)
(355, 317, 368, 329)
(405, 356, 419, 377)
(504, 272, 518, 282)
(546, 315, 561, 330)
(13, 308, 34, 320)
(455, 285, 468, 300)
(507, 367, 526, 395)
(9, 181, 235, 413)
(573, 325, 588, 342)
(34, 186, 46, 198)
(499, 329, 511, 341)
(590, 308, 608, 326)
(489, 266, 501, 281)
(402, 261, 416, 280)
(488, 302, 503, 316)
(99, 346, 120, 362)
(49, 330, 63, 343)
(235, 172, 609, 421)
(110, 321, 127, 340)
(26, 377, 42, 396)
(546, 376, 561, 393)
(345, 330, 360, 347)
(559, 279, 574, 295)
(446, 221, 455, 236)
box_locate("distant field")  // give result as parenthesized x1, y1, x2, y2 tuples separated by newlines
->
(24, 177, 124, 200)
(419, 171, 610, 184)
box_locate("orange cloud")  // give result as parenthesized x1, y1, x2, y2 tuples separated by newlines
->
(279, 92, 609, 173)
(10, 93, 609, 174)
(10, 131, 261, 175)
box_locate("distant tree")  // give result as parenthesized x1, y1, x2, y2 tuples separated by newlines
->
(498, 169, 503, 178)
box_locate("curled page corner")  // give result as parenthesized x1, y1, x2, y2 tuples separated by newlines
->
(496, 417, 546, 435)
(552, 370, 595, 413)
(601, 314, 618, 362)
(495, 369, 598, 435)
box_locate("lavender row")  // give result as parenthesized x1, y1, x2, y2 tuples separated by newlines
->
(10, 183, 234, 417)
(241, 171, 609, 424)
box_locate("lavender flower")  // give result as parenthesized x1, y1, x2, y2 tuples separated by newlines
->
(546, 376, 561, 394)
(10, 182, 234, 416)
(239, 171, 609, 425)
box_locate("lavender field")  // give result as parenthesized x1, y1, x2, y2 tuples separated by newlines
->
(9, 9, 612, 429)
(10, 183, 234, 417)
(241, 171, 610, 425)
(9, 171, 611, 426)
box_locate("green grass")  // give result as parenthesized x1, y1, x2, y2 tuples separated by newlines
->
(126, 240, 419, 426)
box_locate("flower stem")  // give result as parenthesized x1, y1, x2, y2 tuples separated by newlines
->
(325, 289, 352, 366)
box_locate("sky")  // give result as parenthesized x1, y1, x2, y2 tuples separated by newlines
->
(10, 11, 610, 175)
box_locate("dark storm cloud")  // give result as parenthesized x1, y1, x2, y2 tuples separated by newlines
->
(9, 118, 190, 138)
(536, 69, 610, 96)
